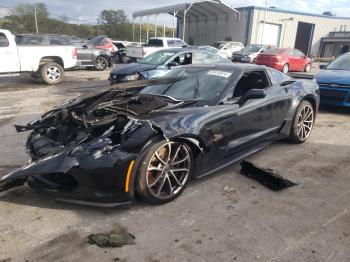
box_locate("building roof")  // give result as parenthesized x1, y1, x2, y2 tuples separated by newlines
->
(133, 0, 239, 22)
(235, 6, 350, 20)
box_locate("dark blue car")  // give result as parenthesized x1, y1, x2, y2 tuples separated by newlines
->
(316, 53, 350, 107)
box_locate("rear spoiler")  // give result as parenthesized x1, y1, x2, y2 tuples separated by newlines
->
(288, 73, 315, 80)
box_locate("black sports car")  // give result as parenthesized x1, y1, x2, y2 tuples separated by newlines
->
(0, 64, 319, 207)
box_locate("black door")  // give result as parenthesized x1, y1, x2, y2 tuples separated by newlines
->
(226, 69, 292, 154)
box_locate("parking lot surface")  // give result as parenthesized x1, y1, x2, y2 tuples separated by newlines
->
(0, 68, 349, 262)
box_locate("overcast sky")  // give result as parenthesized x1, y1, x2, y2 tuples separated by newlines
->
(0, 0, 349, 24)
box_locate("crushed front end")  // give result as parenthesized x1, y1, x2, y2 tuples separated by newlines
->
(0, 90, 172, 206)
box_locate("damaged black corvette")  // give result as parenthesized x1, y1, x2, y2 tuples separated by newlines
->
(0, 64, 319, 206)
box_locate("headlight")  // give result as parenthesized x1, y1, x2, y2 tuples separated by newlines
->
(122, 74, 139, 81)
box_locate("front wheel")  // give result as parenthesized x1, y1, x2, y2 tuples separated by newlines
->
(136, 141, 193, 204)
(282, 64, 289, 74)
(94, 56, 108, 71)
(40, 62, 64, 85)
(288, 100, 315, 143)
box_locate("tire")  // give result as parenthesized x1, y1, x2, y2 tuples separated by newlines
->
(288, 100, 315, 144)
(94, 56, 108, 71)
(304, 63, 311, 72)
(40, 62, 64, 85)
(136, 140, 193, 204)
(282, 64, 289, 74)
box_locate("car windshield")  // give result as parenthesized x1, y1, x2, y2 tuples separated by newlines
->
(326, 54, 350, 70)
(242, 44, 263, 52)
(213, 42, 226, 49)
(139, 51, 177, 65)
(139, 68, 234, 103)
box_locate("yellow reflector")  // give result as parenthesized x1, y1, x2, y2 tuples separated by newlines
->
(125, 160, 135, 192)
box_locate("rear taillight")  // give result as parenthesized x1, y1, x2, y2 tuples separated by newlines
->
(72, 48, 78, 59)
(72, 48, 77, 59)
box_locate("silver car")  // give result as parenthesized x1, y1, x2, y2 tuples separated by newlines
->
(109, 48, 231, 83)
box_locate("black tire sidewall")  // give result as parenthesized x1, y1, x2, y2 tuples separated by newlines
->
(136, 140, 193, 205)
(40, 62, 64, 85)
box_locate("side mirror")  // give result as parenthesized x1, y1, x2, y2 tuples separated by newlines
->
(182, 44, 187, 48)
(82, 45, 88, 49)
(319, 63, 328, 70)
(238, 89, 266, 106)
(260, 50, 265, 53)
(167, 61, 179, 68)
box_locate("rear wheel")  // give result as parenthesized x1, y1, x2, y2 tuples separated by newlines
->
(136, 141, 193, 204)
(40, 62, 64, 85)
(282, 64, 289, 74)
(304, 63, 311, 72)
(289, 100, 315, 143)
(94, 56, 108, 71)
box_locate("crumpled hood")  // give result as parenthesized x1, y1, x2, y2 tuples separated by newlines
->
(316, 69, 350, 85)
(111, 63, 157, 75)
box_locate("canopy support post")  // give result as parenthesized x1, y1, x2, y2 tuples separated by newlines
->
(132, 17, 135, 42)
(139, 17, 142, 43)
(146, 16, 149, 42)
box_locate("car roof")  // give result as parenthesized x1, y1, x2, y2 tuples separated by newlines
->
(180, 63, 267, 71)
(149, 37, 183, 40)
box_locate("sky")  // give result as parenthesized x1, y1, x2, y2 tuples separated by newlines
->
(0, 0, 350, 25)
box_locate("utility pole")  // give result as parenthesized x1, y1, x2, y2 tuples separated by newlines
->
(97, 18, 100, 35)
(34, 4, 39, 34)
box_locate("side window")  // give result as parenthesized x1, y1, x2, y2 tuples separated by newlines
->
(233, 71, 270, 98)
(267, 69, 285, 85)
(0, 33, 9, 47)
(167, 40, 175, 47)
(195, 52, 214, 64)
(294, 50, 305, 57)
(175, 40, 185, 47)
(287, 50, 294, 56)
(50, 37, 69, 45)
(173, 52, 192, 65)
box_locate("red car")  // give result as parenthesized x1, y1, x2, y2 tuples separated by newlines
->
(255, 48, 311, 73)
(87, 35, 117, 52)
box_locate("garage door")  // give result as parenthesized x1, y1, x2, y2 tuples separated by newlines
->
(258, 23, 281, 47)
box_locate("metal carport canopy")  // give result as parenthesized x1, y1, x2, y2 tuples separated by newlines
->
(132, 0, 239, 41)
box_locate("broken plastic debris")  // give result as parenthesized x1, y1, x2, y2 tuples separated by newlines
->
(240, 160, 297, 191)
(88, 224, 135, 248)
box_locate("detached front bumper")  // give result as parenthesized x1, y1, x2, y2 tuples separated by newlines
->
(0, 149, 136, 207)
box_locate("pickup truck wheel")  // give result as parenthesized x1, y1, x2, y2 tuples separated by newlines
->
(94, 56, 108, 71)
(40, 62, 64, 85)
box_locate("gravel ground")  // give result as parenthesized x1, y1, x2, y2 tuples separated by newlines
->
(0, 66, 349, 262)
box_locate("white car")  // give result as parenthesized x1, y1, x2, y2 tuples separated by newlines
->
(0, 29, 77, 84)
(213, 41, 244, 59)
(126, 37, 187, 59)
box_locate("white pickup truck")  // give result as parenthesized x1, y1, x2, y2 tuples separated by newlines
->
(0, 29, 77, 84)
(126, 37, 187, 59)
